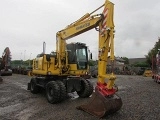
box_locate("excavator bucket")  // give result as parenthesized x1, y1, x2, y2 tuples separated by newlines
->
(77, 88, 122, 118)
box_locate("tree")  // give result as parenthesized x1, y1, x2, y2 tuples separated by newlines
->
(145, 37, 160, 66)
(88, 60, 97, 66)
(132, 61, 150, 67)
(122, 57, 129, 64)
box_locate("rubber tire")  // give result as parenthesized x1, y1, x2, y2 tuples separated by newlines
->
(9, 73, 12, 76)
(46, 81, 60, 104)
(30, 78, 40, 94)
(92, 74, 97, 78)
(86, 79, 94, 96)
(77, 79, 92, 98)
(57, 81, 67, 102)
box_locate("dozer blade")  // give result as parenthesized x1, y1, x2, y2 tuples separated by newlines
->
(77, 88, 122, 118)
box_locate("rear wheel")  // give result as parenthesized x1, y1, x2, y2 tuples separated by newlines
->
(92, 74, 97, 78)
(57, 81, 67, 101)
(46, 81, 60, 104)
(86, 79, 94, 96)
(30, 78, 40, 94)
(77, 79, 93, 98)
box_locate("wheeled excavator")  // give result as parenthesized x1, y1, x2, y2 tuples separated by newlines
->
(0, 47, 12, 76)
(28, 0, 122, 118)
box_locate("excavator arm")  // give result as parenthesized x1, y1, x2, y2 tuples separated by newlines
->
(56, 0, 116, 92)
(76, 0, 122, 118)
(56, 14, 102, 73)
(57, 15, 102, 40)
(56, 0, 122, 118)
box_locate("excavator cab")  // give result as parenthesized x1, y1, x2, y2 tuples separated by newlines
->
(67, 42, 88, 70)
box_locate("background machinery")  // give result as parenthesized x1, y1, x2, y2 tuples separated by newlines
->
(152, 49, 160, 83)
(143, 68, 152, 77)
(0, 47, 12, 76)
(28, 0, 122, 118)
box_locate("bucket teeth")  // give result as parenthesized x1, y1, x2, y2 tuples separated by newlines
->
(77, 90, 122, 118)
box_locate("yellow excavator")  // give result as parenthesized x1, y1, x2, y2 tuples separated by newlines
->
(28, 0, 122, 118)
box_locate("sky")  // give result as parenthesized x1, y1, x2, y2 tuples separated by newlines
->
(0, 0, 160, 60)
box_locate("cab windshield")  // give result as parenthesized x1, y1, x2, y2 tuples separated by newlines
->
(76, 48, 87, 62)
(76, 48, 88, 69)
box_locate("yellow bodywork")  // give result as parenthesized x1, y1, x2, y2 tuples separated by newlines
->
(32, 0, 116, 90)
(32, 54, 89, 76)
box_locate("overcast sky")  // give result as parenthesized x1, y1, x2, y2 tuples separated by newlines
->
(0, 0, 160, 60)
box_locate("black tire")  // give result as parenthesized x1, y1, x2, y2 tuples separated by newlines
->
(46, 81, 60, 104)
(92, 75, 95, 78)
(92, 74, 97, 78)
(86, 79, 94, 96)
(77, 79, 91, 98)
(57, 81, 67, 102)
(30, 78, 40, 94)
(9, 73, 12, 76)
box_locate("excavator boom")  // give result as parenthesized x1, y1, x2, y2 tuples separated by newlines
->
(59, 16, 102, 40)
(77, 0, 122, 118)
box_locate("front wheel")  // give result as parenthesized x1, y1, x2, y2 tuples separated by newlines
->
(86, 79, 94, 96)
(46, 81, 60, 104)
(57, 81, 67, 102)
(77, 79, 93, 98)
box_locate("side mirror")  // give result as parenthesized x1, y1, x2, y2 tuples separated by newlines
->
(46, 54, 51, 61)
(90, 53, 92, 60)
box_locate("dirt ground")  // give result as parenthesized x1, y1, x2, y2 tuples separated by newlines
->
(0, 74, 159, 120)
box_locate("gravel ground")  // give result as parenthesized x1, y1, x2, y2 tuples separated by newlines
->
(0, 74, 159, 120)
